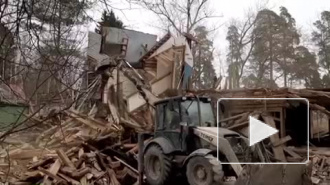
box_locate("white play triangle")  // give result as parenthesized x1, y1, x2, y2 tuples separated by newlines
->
(249, 116, 279, 146)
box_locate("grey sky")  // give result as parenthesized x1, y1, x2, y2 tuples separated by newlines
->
(88, 0, 330, 75)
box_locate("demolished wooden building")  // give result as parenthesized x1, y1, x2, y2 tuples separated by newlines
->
(196, 88, 330, 145)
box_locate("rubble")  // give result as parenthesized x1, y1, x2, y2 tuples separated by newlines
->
(0, 107, 141, 184)
(310, 154, 330, 184)
(1, 71, 330, 185)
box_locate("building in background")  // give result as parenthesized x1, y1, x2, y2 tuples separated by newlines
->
(86, 27, 195, 113)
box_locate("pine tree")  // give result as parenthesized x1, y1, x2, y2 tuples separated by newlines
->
(95, 10, 124, 34)
(191, 26, 216, 89)
(248, 7, 300, 88)
(251, 9, 283, 88)
(292, 46, 322, 88)
(226, 25, 241, 89)
(278, 7, 300, 87)
(312, 11, 330, 87)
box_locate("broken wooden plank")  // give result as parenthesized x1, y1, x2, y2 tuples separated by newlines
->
(227, 121, 248, 130)
(107, 156, 121, 168)
(56, 149, 76, 169)
(114, 156, 138, 174)
(49, 159, 62, 174)
(68, 110, 108, 127)
(75, 154, 86, 169)
(108, 169, 121, 185)
(219, 112, 249, 123)
(58, 173, 80, 185)
(38, 167, 65, 184)
(60, 166, 91, 179)
(272, 135, 292, 147)
(283, 147, 302, 159)
(43, 159, 61, 182)
(122, 143, 136, 149)
(293, 147, 330, 157)
(28, 157, 54, 170)
(66, 111, 103, 130)
(9, 149, 51, 159)
(262, 115, 287, 162)
(80, 175, 88, 185)
(65, 147, 80, 157)
(108, 100, 120, 124)
(116, 167, 129, 179)
(80, 162, 88, 185)
(20, 171, 43, 182)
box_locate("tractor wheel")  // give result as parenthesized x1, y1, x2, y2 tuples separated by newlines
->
(186, 155, 224, 185)
(144, 145, 172, 185)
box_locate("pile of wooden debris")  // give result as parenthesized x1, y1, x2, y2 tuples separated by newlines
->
(14, 146, 138, 185)
(0, 108, 142, 184)
(309, 149, 330, 185)
(311, 155, 330, 184)
(2, 86, 330, 184)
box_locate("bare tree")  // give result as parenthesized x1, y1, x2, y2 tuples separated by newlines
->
(0, 0, 94, 140)
(226, 11, 257, 89)
(132, 0, 219, 34)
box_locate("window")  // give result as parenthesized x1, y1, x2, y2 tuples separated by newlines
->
(181, 100, 215, 127)
(156, 101, 182, 130)
(156, 104, 165, 130)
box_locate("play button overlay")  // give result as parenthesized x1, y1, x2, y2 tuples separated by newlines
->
(217, 98, 309, 164)
(249, 116, 279, 146)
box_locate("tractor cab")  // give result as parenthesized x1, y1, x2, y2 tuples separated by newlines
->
(154, 96, 215, 130)
(153, 96, 216, 152)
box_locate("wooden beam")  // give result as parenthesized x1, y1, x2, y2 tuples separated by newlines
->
(272, 135, 292, 147)
(280, 108, 285, 138)
(56, 149, 76, 169)
(283, 147, 302, 159)
(43, 159, 61, 182)
(219, 112, 249, 123)
(227, 121, 248, 131)
(262, 115, 287, 162)
(156, 54, 172, 64)
(38, 167, 65, 184)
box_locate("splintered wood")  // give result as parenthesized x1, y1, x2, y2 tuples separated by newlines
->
(0, 109, 140, 184)
(310, 154, 330, 184)
(34, 109, 123, 150)
(12, 144, 139, 185)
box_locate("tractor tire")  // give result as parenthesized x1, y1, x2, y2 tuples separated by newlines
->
(186, 155, 224, 185)
(144, 145, 172, 185)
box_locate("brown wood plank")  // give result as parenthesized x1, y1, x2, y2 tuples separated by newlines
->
(227, 121, 249, 131)
(56, 149, 76, 169)
(283, 148, 302, 159)
(272, 135, 292, 147)
(38, 167, 65, 184)
(58, 173, 80, 185)
(262, 115, 287, 162)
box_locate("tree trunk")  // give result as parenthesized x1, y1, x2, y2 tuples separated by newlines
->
(284, 69, 287, 87)
(186, 0, 191, 33)
(229, 75, 232, 89)
(197, 47, 202, 88)
(268, 14, 274, 85)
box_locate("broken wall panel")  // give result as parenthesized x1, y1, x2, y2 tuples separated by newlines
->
(101, 27, 157, 66)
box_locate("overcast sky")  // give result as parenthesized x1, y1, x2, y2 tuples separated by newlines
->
(88, 0, 330, 75)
